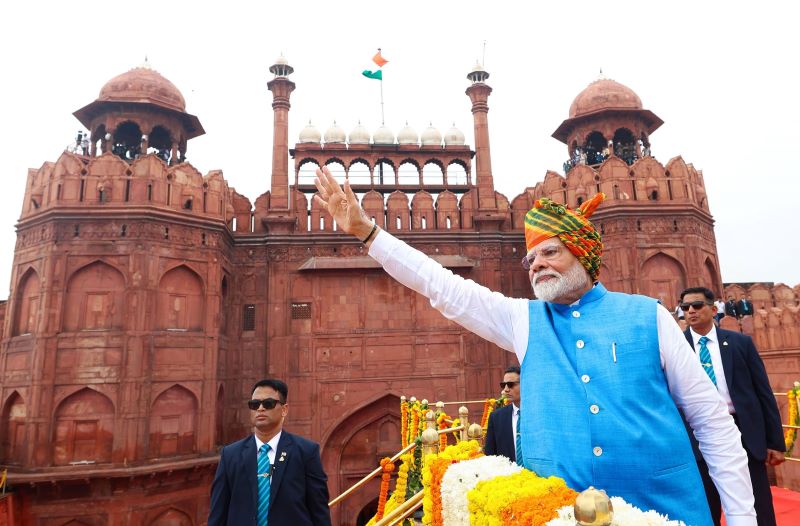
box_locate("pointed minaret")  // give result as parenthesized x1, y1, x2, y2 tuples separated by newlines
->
(265, 55, 297, 232)
(465, 61, 503, 230)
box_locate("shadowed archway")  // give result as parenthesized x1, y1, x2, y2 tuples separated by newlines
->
(322, 394, 401, 526)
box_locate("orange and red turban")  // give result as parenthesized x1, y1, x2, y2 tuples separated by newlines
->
(524, 193, 605, 281)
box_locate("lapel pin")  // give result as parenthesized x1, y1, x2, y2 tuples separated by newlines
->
(279, 452, 287, 462)
(723, 341, 728, 346)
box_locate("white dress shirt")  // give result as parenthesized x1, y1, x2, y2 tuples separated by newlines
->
(369, 229, 755, 525)
(255, 430, 282, 467)
(690, 325, 735, 413)
(511, 403, 520, 458)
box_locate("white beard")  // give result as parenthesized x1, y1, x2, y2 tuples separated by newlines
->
(531, 261, 591, 302)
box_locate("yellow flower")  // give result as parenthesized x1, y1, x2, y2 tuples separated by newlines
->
(468, 471, 577, 526)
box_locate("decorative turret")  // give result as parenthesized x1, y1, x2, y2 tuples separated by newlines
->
(72, 60, 204, 164)
(552, 77, 663, 168)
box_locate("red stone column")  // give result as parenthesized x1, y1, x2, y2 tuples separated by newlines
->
(267, 77, 296, 211)
(466, 83, 497, 211)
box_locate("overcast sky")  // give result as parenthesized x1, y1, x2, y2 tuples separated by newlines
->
(1, 1, 798, 298)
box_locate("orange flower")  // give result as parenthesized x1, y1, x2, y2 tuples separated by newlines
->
(375, 457, 396, 520)
(437, 412, 450, 450)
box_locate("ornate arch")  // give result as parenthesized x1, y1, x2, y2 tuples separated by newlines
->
(63, 260, 126, 331)
(13, 266, 41, 336)
(157, 265, 205, 331)
(149, 384, 198, 458)
(322, 393, 402, 526)
(53, 387, 114, 465)
(148, 507, 193, 526)
(1, 391, 26, 464)
(640, 252, 687, 306)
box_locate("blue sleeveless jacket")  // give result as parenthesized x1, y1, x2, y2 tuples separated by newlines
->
(520, 284, 711, 526)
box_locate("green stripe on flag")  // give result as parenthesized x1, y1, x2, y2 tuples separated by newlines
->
(362, 69, 383, 80)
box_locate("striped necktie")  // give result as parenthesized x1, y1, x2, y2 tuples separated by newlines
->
(257, 443, 271, 526)
(698, 336, 717, 386)
(515, 409, 523, 466)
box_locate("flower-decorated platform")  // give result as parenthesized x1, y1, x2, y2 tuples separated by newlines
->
(352, 397, 689, 526)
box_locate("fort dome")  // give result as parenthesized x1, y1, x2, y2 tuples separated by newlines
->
(98, 66, 186, 113)
(298, 122, 321, 143)
(397, 123, 419, 145)
(324, 122, 346, 144)
(373, 125, 395, 145)
(421, 125, 442, 146)
(443, 125, 465, 146)
(568, 79, 642, 119)
(348, 122, 371, 144)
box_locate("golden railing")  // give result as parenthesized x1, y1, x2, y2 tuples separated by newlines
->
(775, 391, 800, 463)
(328, 398, 486, 520)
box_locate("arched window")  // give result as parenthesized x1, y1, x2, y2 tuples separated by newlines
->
(422, 161, 444, 186)
(63, 262, 125, 331)
(398, 161, 420, 185)
(374, 160, 395, 185)
(112, 121, 144, 161)
(446, 161, 468, 185)
(13, 268, 40, 335)
(348, 159, 371, 185)
(297, 158, 320, 186)
(149, 385, 198, 457)
(1, 392, 26, 464)
(157, 266, 204, 331)
(53, 388, 114, 465)
(149, 508, 193, 526)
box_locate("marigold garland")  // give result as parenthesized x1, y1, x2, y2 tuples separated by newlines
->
(785, 381, 800, 455)
(401, 399, 409, 449)
(480, 399, 491, 428)
(375, 457, 396, 520)
(437, 411, 450, 450)
(450, 418, 461, 442)
(421, 440, 483, 526)
(468, 470, 577, 526)
(410, 401, 422, 444)
(393, 453, 412, 504)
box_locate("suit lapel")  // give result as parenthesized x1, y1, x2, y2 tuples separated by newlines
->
(241, 435, 258, 513)
(269, 431, 293, 506)
(718, 330, 734, 392)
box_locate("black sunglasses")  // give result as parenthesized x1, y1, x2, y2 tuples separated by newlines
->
(680, 301, 712, 311)
(247, 398, 283, 410)
(499, 381, 519, 389)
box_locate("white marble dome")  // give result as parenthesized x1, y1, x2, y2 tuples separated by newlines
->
(298, 122, 321, 143)
(397, 123, 419, 145)
(373, 125, 395, 145)
(444, 125, 466, 146)
(323, 121, 346, 144)
(421, 124, 443, 146)
(348, 122, 371, 145)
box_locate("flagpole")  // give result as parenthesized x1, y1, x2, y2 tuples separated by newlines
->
(380, 77, 385, 125)
(378, 47, 385, 125)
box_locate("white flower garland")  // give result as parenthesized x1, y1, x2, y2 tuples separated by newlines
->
(546, 496, 686, 526)
(440, 455, 523, 526)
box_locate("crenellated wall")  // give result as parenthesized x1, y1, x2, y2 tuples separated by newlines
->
(21, 151, 235, 225)
(721, 283, 800, 489)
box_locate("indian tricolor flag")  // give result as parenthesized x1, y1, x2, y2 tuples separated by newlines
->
(362, 49, 388, 80)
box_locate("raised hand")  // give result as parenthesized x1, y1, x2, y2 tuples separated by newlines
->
(313, 166, 373, 239)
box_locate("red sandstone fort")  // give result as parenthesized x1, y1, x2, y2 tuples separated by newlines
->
(0, 57, 798, 525)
